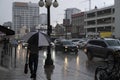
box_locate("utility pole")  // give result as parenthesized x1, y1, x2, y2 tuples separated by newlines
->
(80, 0, 91, 10)
(89, 0, 91, 10)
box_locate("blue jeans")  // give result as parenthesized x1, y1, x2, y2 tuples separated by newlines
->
(29, 54, 38, 75)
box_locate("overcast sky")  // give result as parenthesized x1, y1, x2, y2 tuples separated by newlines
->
(0, 0, 114, 26)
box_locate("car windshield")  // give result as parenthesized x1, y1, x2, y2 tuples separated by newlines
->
(106, 40, 120, 46)
(72, 40, 79, 42)
(62, 41, 73, 45)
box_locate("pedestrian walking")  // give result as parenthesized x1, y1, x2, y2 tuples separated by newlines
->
(27, 43, 39, 79)
(24, 31, 51, 79)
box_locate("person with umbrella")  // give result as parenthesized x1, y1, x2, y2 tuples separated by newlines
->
(24, 32, 51, 79)
(27, 33, 39, 79)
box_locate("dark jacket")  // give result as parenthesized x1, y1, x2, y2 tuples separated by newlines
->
(27, 44, 39, 55)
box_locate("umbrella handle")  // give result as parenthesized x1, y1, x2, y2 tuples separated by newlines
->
(26, 50, 29, 64)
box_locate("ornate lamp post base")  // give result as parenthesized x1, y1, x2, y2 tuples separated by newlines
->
(44, 46, 54, 67)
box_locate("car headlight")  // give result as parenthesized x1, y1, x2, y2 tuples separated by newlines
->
(25, 46, 28, 49)
(65, 46, 68, 48)
(84, 48, 87, 53)
(76, 46, 79, 48)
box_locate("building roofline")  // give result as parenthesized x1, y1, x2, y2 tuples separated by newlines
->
(85, 5, 114, 13)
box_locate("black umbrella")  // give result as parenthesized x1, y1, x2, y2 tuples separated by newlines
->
(24, 32, 51, 47)
(27, 32, 38, 46)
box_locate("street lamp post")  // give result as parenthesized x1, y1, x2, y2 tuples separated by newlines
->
(39, 0, 58, 67)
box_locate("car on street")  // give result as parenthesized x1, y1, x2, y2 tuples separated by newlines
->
(54, 38, 66, 44)
(70, 38, 89, 49)
(70, 39, 80, 44)
(78, 40, 87, 49)
(84, 38, 120, 60)
(10, 39, 18, 47)
(55, 40, 79, 54)
(22, 42, 28, 49)
(75, 39, 88, 49)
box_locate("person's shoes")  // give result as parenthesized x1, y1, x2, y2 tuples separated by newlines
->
(33, 77, 36, 80)
(33, 73, 36, 78)
(30, 73, 36, 78)
(30, 74, 34, 78)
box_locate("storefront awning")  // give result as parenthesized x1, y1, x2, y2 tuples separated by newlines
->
(0, 25, 15, 35)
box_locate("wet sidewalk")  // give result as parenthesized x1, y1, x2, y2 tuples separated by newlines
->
(0, 46, 95, 80)
(0, 49, 64, 80)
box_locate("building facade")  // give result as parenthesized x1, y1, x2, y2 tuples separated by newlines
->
(39, 13, 47, 25)
(54, 24, 65, 38)
(114, 0, 120, 38)
(12, 2, 39, 37)
(63, 8, 80, 38)
(84, 5, 115, 38)
(71, 12, 85, 38)
(64, 8, 81, 24)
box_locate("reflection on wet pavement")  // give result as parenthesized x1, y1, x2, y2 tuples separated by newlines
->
(17, 47, 109, 80)
(44, 65, 54, 80)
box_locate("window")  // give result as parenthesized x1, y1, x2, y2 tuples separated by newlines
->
(88, 40, 107, 47)
(106, 40, 120, 46)
(97, 41, 107, 47)
(88, 40, 97, 45)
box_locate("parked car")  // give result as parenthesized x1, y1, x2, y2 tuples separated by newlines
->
(84, 38, 120, 60)
(55, 40, 79, 54)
